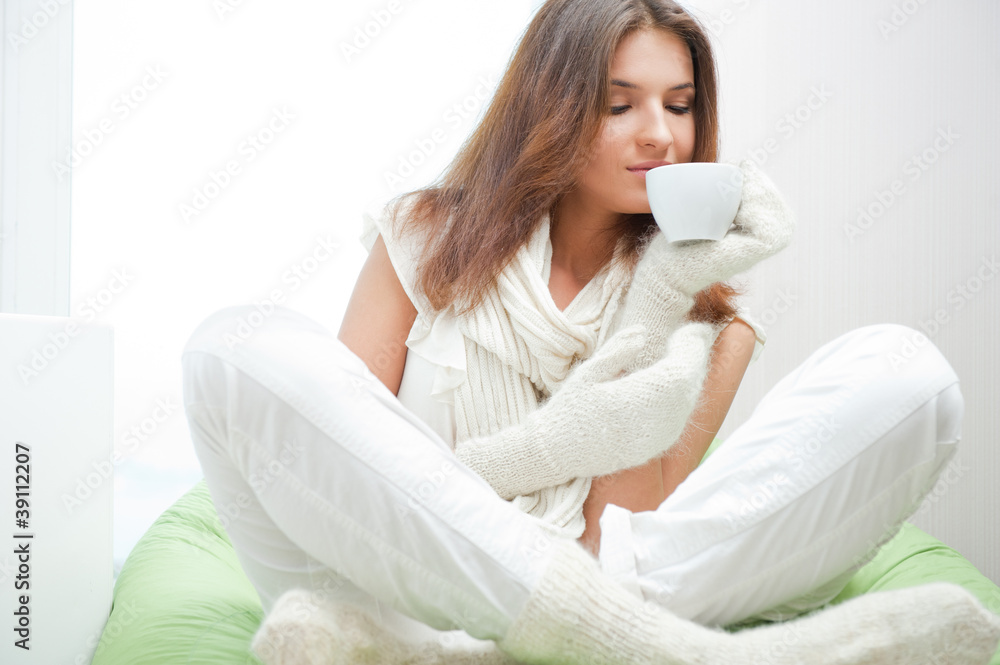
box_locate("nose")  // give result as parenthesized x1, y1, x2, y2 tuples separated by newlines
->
(636, 105, 674, 150)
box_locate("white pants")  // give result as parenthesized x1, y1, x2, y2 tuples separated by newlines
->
(181, 305, 962, 644)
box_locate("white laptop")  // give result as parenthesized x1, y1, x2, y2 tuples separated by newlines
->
(0, 313, 113, 664)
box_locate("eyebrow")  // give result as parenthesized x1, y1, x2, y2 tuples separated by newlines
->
(611, 79, 694, 92)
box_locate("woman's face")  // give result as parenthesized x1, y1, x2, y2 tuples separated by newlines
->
(569, 28, 697, 220)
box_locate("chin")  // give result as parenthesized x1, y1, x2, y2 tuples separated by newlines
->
(605, 196, 651, 218)
(632, 195, 652, 215)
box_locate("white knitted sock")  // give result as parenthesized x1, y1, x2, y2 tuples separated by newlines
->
(251, 589, 522, 665)
(498, 538, 1000, 665)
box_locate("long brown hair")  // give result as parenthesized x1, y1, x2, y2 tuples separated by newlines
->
(386, 0, 743, 324)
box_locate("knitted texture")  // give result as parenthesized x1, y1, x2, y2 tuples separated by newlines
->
(607, 158, 796, 372)
(372, 160, 792, 537)
(251, 542, 1000, 665)
(498, 538, 1000, 665)
(449, 213, 636, 537)
(252, 589, 522, 665)
(454, 158, 794, 506)
(450, 212, 633, 442)
(365, 202, 636, 537)
(455, 320, 717, 500)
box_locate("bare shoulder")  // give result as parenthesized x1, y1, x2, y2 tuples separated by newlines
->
(711, 316, 757, 376)
(337, 233, 418, 396)
(726, 316, 757, 343)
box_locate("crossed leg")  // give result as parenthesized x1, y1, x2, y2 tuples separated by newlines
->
(182, 307, 1000, 664)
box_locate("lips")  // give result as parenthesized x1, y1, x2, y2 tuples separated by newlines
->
(627, 160, 672, 174)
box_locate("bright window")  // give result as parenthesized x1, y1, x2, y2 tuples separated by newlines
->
(67, 1, 536, 572)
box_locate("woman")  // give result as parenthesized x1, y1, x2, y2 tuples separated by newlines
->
(181, 0, 1000, 663)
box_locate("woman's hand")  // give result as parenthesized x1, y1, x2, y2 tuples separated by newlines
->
(654, 158, 796, 294)
(578, 316, 758, 557)
(453, 320, 717, 500)
(611, 159, 795, 371)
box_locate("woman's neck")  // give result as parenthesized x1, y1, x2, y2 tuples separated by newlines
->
(549, 196, 622, 283)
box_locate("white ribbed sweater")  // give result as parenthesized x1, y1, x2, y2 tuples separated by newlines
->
(367, 199, 639, 537)
(450, 216, 638, 536)
(363, 158, 791, 538)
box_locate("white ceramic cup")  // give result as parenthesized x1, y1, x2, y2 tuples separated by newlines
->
(645, 162, 743, 242)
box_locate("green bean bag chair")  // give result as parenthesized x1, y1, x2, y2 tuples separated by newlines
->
(92, 439, 1000, 664)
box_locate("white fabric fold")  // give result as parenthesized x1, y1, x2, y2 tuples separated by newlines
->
(404, 310, 467, 406)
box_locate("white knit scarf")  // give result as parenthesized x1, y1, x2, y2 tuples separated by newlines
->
(452, 214, 633, 538)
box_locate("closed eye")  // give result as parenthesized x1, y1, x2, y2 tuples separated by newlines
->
(610, 105, 692, 116)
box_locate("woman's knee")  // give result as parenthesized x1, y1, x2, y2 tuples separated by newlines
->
(834, 323, 958, 384)
(833, 324, 965, 457)
(182, 304, 365, 394)
(773, 324, 965, 468)
(183, 304, 329, 357)
(183, 305, 386, 450)
(181, 305, 349, 439)
(181, 306, 259, 415)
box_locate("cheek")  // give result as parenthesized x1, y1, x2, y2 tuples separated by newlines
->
(592, 129, 628, 172)
(580, 140, 619, 183)
(681, 120, 697, 157)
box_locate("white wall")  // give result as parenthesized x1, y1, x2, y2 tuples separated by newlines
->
(71, 0, 998, 585)
(685, 0, 999, 583)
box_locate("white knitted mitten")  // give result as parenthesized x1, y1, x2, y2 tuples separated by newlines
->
(454, 320, 716, 500)
(612, 158, 796, 372)
(251, 589, 522, 665)
(498, 538, 1000, 665)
